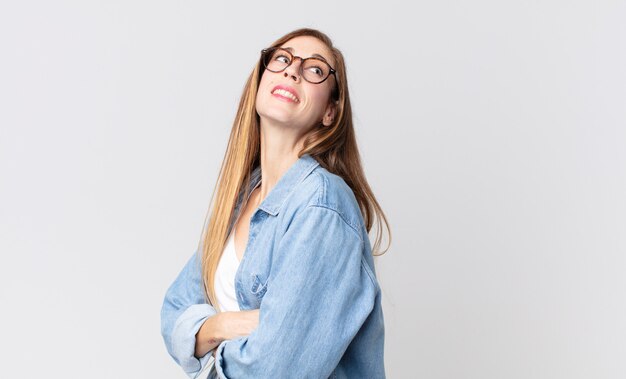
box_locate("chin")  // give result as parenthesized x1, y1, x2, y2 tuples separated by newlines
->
(257, 106, 293, 125)
(260, 115, 293, 127)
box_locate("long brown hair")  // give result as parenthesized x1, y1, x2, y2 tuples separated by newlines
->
(198, 28, 391, 311)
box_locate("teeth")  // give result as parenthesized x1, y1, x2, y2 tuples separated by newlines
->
(273, 88, 299, 102)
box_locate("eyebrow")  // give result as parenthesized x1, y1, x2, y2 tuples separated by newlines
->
(282, 46, 330, 62)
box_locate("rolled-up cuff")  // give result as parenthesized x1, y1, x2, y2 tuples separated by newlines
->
(170, 304, 218, 378)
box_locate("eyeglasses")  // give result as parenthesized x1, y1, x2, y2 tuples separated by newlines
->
(261, 47, 336, 84)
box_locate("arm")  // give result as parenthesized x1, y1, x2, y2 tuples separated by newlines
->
(161, 251, 262, 376)
(214, 205, 378, 378)
(194, 312, 223, 358)
(160, 250, 220, 378)
(197, 310, 260, 358)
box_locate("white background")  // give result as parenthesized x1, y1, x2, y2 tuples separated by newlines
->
(1, 1, 625, 378)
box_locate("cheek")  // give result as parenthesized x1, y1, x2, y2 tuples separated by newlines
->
(256, 74, 272, 108)
(260, 69, 271, 85)
(257, 73, 269, 96)
(308, 86, 332, 111)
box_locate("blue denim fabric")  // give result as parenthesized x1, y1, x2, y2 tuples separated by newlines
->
(161, 153, 385, 378)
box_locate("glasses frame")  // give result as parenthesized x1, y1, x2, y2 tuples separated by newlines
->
(261, 47, 337, 84)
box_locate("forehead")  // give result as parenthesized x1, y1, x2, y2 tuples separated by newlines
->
(279, 36, 335, 66)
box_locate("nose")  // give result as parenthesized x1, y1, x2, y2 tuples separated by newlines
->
(283, 57, 303, 82)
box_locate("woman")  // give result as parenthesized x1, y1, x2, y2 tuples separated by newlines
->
(161, 27, 391, 379)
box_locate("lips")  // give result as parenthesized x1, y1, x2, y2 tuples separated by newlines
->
(271, 85, 300, 103)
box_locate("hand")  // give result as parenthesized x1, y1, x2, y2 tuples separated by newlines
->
(210, 309, 259, 359)
(196, 309, 259, 359)
(218, 309, 260, 340)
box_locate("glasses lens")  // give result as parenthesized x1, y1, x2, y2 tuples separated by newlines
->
(262, 48, 333, 84)
(302, 58, 331, 84)
(264, 48, 291, 72)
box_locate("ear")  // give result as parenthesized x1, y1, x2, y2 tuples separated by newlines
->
(322, 100, 338, 126)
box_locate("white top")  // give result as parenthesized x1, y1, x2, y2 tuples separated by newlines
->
(203, 233, 240, 378)
(214, 180, 261, 312)
(214, 229, 241, 312)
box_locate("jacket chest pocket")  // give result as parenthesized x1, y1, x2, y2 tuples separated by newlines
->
(250, 273, 268, 301)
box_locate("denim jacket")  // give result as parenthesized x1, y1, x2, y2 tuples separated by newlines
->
(160, 153, 385, 379)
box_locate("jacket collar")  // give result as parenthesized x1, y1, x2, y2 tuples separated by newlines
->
(249, 153, 320, 216)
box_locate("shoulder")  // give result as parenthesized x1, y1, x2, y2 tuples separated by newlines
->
(285, 165, 364, 234)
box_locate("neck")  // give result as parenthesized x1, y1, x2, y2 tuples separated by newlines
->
(257, 119, 308, 203)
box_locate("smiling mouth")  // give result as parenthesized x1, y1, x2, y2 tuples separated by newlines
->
(272, 88, 300, 103)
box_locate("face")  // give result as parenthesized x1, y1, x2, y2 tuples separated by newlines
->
(255, 36, 337, 133)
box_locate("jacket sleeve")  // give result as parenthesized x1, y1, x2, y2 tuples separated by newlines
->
(160, 249, 218, 378)
(213, 205, 378, 379)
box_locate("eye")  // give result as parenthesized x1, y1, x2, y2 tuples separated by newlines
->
(274, 54, 291, 64)
(307, 66, 324, 77)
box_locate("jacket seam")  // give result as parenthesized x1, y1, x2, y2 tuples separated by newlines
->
(360, 255, 378, 291)
(307, 204, 363, 243)
(302, 204, 378, 291)
(311, 171, 362, 234)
